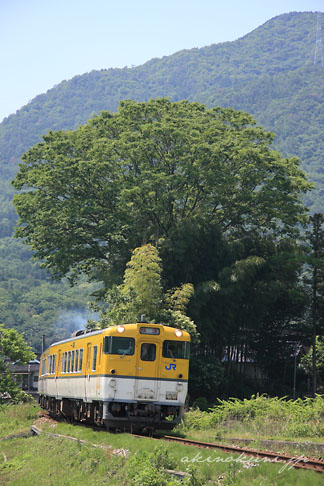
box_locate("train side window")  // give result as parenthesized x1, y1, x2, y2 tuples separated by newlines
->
(103, 336, 110, 353)
(75, 350, 79, 372)
(67, 351, 71, 373)
(92, 345, 98, 371)
(63, 352, 67, 373)
(71, 350, 75, 372)
(162, 340, 190, 359)
(141, 343, 156, 361)
(47, 356, 50, 374)
(52, 355, 56, 374)
(79, 349, 83, 372)
(103, 336, 135, 355)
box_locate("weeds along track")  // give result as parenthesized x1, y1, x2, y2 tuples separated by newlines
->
(156, 435, 324, 473)
(31, 413, 324, 474)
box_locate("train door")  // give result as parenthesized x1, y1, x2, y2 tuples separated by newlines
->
(84, 343, 92, 401)
(95, 343, 102, 397)
(134, 340, 161, 400)
(56, 350, 61, 399)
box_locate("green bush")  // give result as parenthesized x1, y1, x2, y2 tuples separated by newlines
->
(127, 447, 177, 486)
(126, 447, 198, 486)
(180, 394, 324, 438)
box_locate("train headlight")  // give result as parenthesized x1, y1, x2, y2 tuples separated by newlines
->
(109, 379, 116, 388)
(174, 329, 183, 338)
(176, 383, 183, 392)
(117, 325, 125, 333)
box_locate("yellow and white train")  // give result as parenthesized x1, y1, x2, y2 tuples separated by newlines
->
(38, 322, 190, 432)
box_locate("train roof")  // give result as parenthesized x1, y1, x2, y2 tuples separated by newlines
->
(42, 323, 190, 354)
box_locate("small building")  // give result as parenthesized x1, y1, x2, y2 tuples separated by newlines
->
(9, 359, 40, 400)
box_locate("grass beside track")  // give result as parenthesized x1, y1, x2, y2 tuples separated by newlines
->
(0, 403, 324, 485)
(0, 402, 39, 439)
(176, 394, 324, 442)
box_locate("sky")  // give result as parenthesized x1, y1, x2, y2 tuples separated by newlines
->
(1, 0, 324, 123)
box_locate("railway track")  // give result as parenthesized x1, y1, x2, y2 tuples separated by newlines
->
(158, 435, 324, 473)
(34, 413, 324, 474)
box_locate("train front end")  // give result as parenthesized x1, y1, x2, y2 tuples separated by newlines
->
(102, 323, 190, 432)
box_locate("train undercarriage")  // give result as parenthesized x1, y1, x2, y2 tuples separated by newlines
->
(39, 395, 182, 432)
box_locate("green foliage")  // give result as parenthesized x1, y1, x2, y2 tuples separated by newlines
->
(127, 447, 199, 486)
(189, 355, 224, 399)
(179, 407, 214, 430)
(301, 336, 324, 383)
(127, 447, 176, 486)
(0, 12, 321, 216)
(0, 434, 123, 486)
(0, 12, 321, 392)
(1, 404, 323, 486)
(10, 98, 310, 361)
(12, 98, 310, 285)
(103, 244, 163, 324)
(0, 325, 35, 402)
(11, 88, 311, 372)
(102, 244, 199, 340)
(187, 234, 308, 379)
(165, 310, 199, 343)
(181, 394, 324, 438)
(120, 244, 163, 322)
(0, 236, 97, 351)
(0, 402, 39, 438)
(165, 283, 194, 314)
(0, 324, 35, 363)
(302, 213, 324, 395)
(191, 397, 210, 411)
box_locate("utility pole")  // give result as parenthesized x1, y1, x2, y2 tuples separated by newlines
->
(293, 344, 302, 400)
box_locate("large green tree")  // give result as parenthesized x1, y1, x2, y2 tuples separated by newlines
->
(12, 99, 311, 287)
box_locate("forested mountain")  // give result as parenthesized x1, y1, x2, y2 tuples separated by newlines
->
(0, 11, 324, 354)
(1, 11, 324, 232)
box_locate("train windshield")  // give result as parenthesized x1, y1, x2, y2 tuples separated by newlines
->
(103, 336, 135, 355)
(162, 340, 190, 359)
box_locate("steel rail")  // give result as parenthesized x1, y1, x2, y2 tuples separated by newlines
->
(161, 435, 324, 473)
